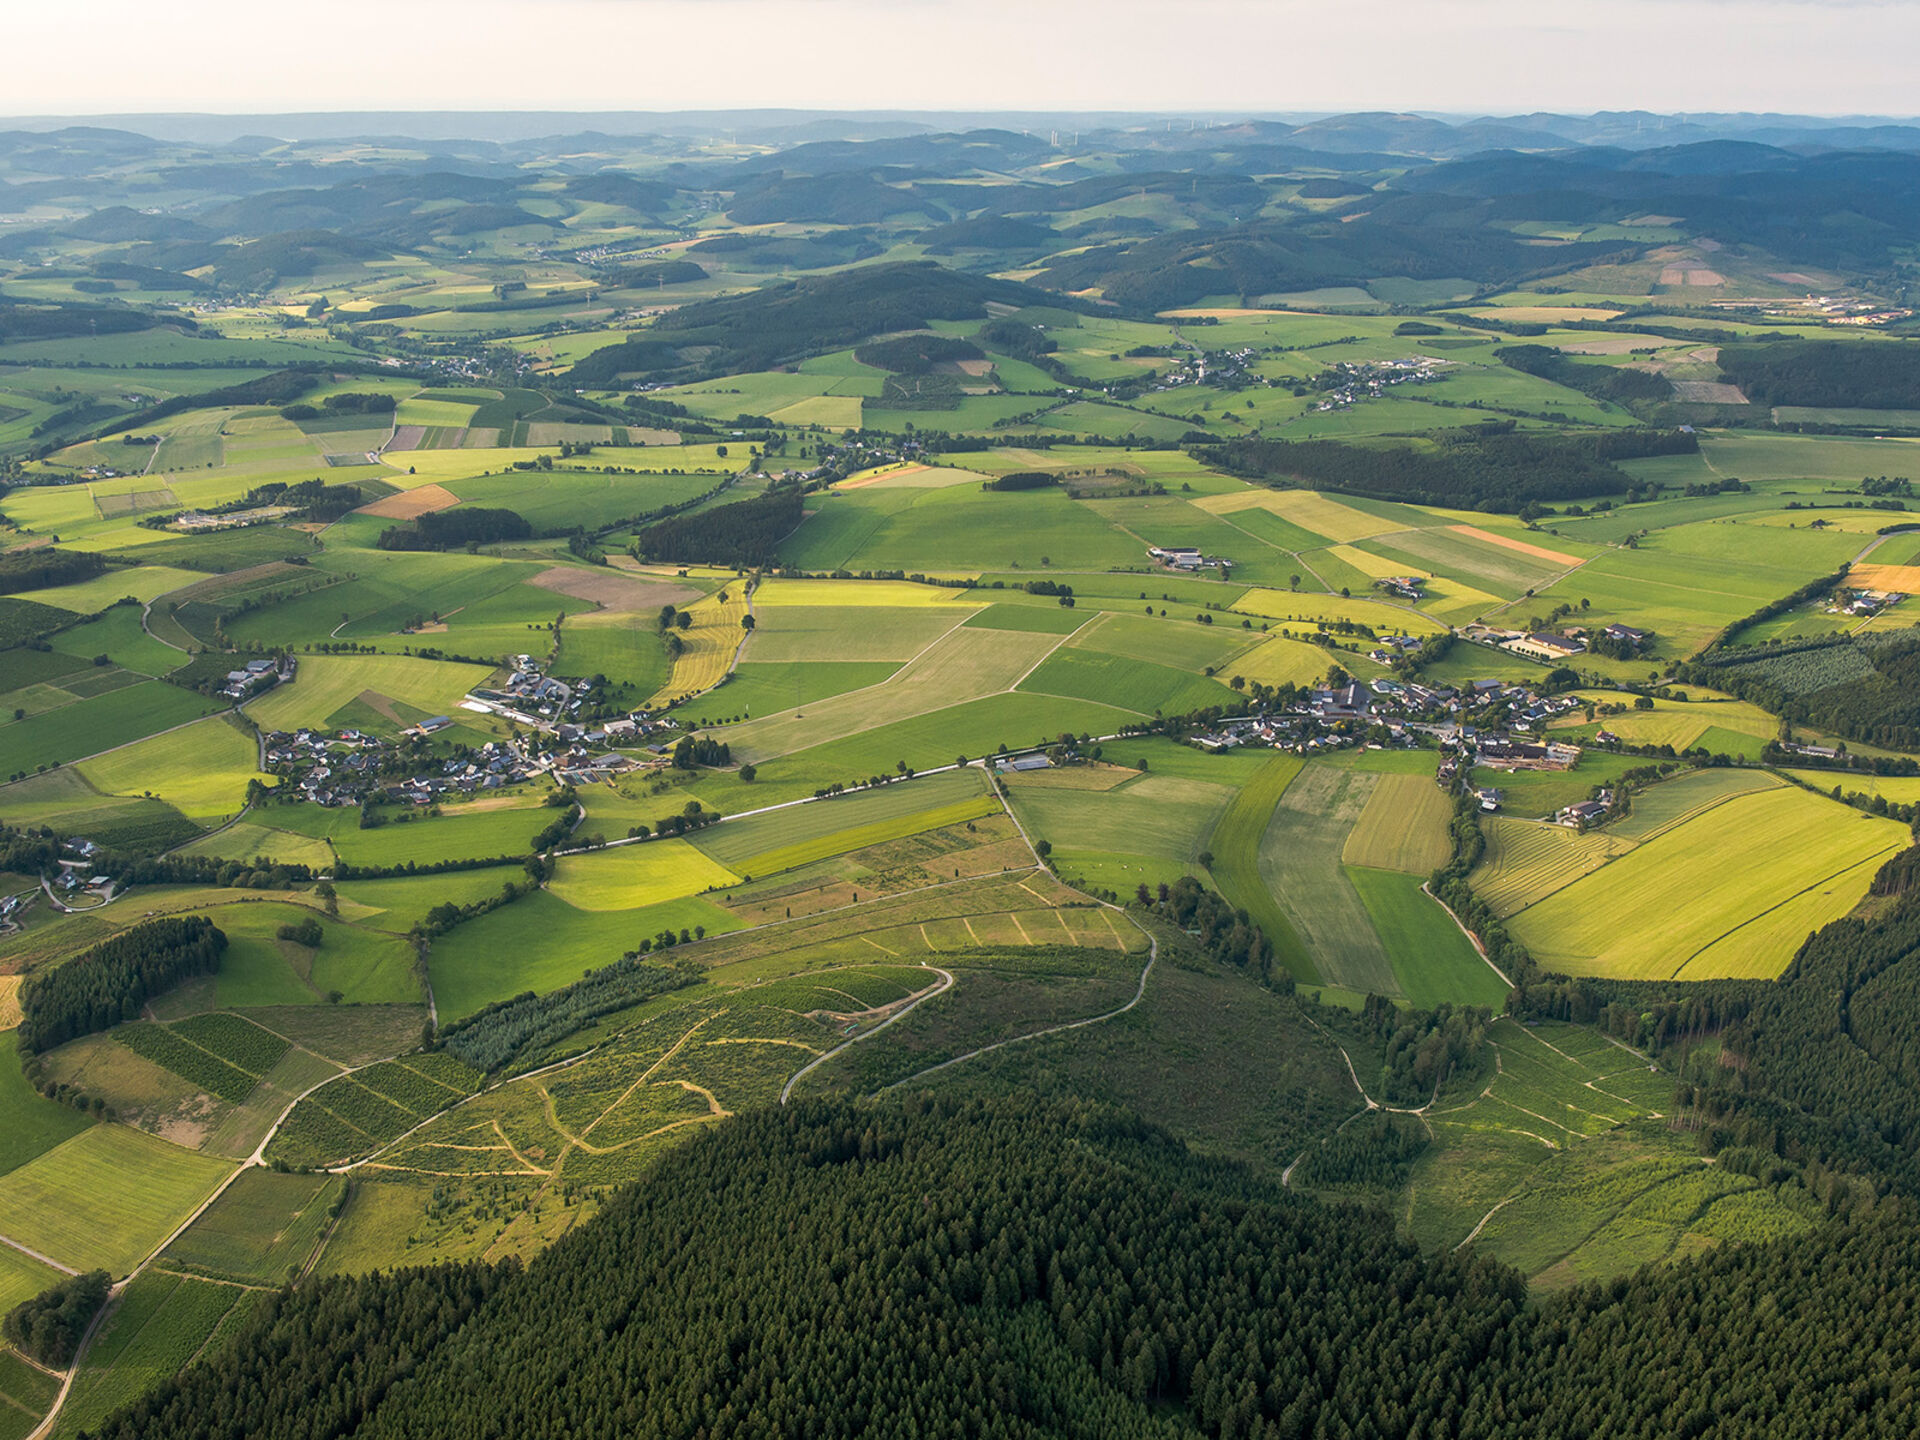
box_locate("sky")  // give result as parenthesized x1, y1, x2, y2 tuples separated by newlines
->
(9, 0, 1918, 118)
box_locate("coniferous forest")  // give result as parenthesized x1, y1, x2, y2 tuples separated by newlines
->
(83, 1094, 1920, 1440)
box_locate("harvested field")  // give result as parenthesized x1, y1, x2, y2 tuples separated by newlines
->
(527, 566, 699, 611)
(1448, 526, 1580, 567)
(354, 485, 461, 520)
(387, 425, 428, 450)
(0, 974, 19, 1029)
(649, 589, 750, 708)
(1470, 818, 1638, 919)
(1849, 564, 1920, 594)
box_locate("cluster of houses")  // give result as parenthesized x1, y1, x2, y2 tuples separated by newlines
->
(53, 839, 113, 902)
(223, 655, 294, 701)
(464, 655, 593, 728)
(1147, 545, 1233, 574)
(1150, 346, 1260, 394)
(1191, 673, 1589, 761)
(263, 721, 656, 810)
(1312, 356, 1443, 412)
(1374, 575, 1425, 602)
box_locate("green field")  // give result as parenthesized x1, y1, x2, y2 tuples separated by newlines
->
(0, 680, 218, 777)
(1470, 818, 1639, 919)
(691, 769, 994, 870)
(1257, 763, 1397, 995)
(0, 1126, 232, 1275)
(1204, 755, 1312, 981)
(0, 1031, 95, 1177)
(1011, 769, 1237, 898)
(1348, 867, 1508, 1007)
(1341, 770, 1453, 873)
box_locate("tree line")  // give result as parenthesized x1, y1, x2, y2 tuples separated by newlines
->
(630, 489, 802, 568)
(17, 915, 226, 1054)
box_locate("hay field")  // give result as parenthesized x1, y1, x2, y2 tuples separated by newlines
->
(648, 588, 750, 707)
(1469, 819, 1639, 918)
(1507, 788, 1907, 979)
(1848, 563, 1920, 593)
(1341, 772, 1454, 873)
(1230, 587, 1449, 634)
(249, 654, 495, 733)
(1223, 636, 1348, 689)
(744, 606, 967, 665)
(718, 624, 1062, 762)
(692, 769, 991, 870)
(1607, 768, 1784, 842)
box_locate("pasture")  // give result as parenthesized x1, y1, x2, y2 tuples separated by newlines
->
(1348, 867, 1508, 1008)
(0, 680, 218, 777)
(1010, 770, 1237, 897)
(690, 769, 994, 871)
(1205, 755, 1312, 981)
(1507, 787, 1907, 979)
(1257, 763, 1396, 995)
(77, 715, 265, 826)
(247, 654, 494, 735)
(0, 1125, 232, 1275)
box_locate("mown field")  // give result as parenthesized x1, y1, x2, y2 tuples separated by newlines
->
(1507, 786, 1908, 979)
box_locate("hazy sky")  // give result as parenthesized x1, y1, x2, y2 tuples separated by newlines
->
(10, 0, 1918, 117)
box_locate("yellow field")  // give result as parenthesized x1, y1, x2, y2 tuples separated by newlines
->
(648, 589, 751, 707)
(1221, 636, 1350, 689)
(1747, 511, 1899, 535)
(0, 974, 20, 1029)
(1231, 587, 1450, 633)
(749, 577, 980, 607)
(1849, 564, 1920, 593)
(393, 397, 479, 428)
(249, 654, 495, 732)
(1327, 543, 1425, 580)
(768, 396, 862, 428)
(78, 715, 270, 825)
(1194, 487, 1402, 542)
(719, 624, 1060, 762)
(1507, 788, 1907, 979)
(1417, 576, 1505, 624)
(22, 566, 206, 610)
(1342, 772, 1455, 873)
(548, 839, 741, 911)
(1469, 818, 1639, 919)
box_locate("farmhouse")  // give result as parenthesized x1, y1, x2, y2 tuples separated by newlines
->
(1557, 798, 1611, 828)
(1374, 575, 1425, 601)
(1478, 736, 1581, 771)
(1308, 683, 1373, 722)
(1147, 545, 1233, 574)
(1503, 632, 1588, 663)
(1602, 623, 1651, 646)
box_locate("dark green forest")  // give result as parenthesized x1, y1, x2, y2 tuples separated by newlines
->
(82, 1095, 1920, 1440)
(17, 916, 226, 1054)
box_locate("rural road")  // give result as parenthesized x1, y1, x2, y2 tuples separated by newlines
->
(780, 965, 954, 1104)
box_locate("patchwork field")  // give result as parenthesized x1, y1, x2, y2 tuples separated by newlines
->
(247, 654, 495, 734)
(717, 622, 1060, 762)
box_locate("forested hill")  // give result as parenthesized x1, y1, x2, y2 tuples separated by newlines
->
(88, 1095, 1920, 1440)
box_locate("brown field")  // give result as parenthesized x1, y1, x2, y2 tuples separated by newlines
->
(837, 464, 931, 491)
(1850, 564, 1920, 593)
(387, 425, 427, 450)
(168, 561, 311, 603)
(354, 484, 462, 520)
(1448, 526, 1580, 566)
(527, 566, 699, 610)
